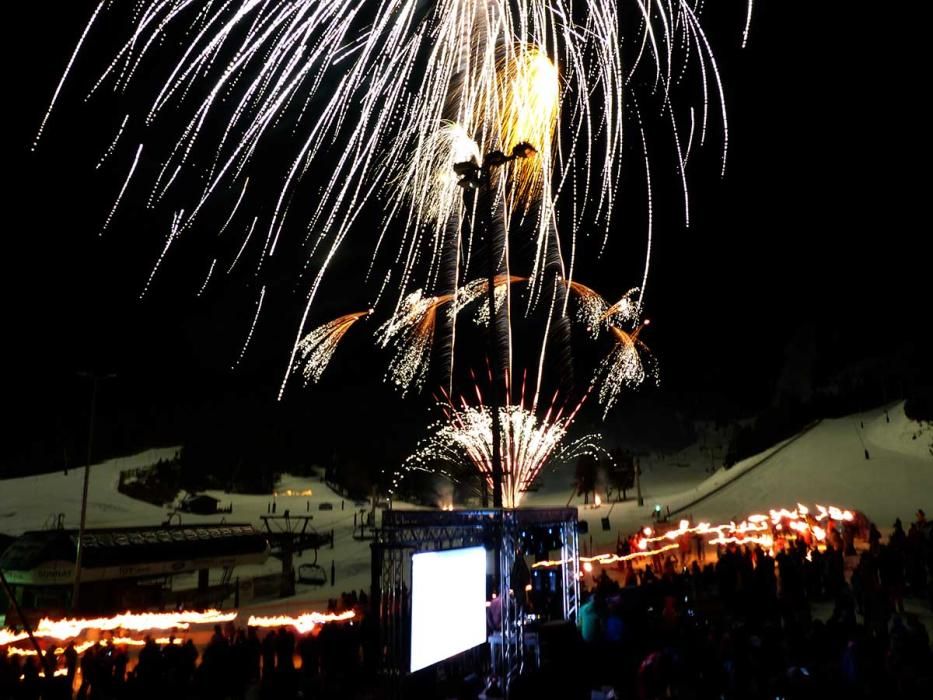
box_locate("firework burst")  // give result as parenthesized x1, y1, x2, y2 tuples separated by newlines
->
(376, 290, 445, 395)
(565, 281, 640, 338)
(593, 322, 658, 417)
(489, 46, 559, 210)
(38, 1, 747, 395)
(374, 275, 523, 394)
(395, 381, 605, 508)
(295, 310, 371, 385)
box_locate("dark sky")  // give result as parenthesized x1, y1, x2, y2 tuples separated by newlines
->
(2, 1, 927, 474)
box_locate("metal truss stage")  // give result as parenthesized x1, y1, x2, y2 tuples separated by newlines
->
(371, 507, 580, 697)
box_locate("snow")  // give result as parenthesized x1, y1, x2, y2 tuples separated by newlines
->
(657, 401, 932, 531)
(0, 447, 379, 610)
(1, 401, 930, 612)
(531, 401, 932, 552)
(0, 448, 179, 535)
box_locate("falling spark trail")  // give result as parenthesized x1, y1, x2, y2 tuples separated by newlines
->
(218, 177, 249, 236)
(96, 114, 130, 168)
(42, 1, 750, 401)
(636, 111, 653, 315)
(375, 277, 521, 395)
(233, 285, 266, 369)
(101, 143, 144, 234)
(197, 258, 217, 296)
(153, 164, 182, 206)
(140, 207, 183, 299)
(32, 0, 106, 151)
(228, 215, 258, 273)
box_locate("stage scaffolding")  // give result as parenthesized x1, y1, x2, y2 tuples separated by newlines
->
(371, 507, 579, 696)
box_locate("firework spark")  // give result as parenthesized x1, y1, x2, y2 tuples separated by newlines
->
(232, 285, 266, 369)
(376, 275, 522, 394)
(592, 322, 658, 416)
(565, 281, 640, 338)
(491, 46, 559, 210)
(376, 289, 447, 396)
(395, 121, 481, 232)
(395, 383, 603, 508)
(101, 143, 143, 234)
(39, 1, 745, 395)
(295, 310, 372, 385)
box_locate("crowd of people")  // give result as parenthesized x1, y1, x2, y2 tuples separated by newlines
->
(2, 514, 932, 699)
(0, 592, 374, 700)
(535, 510, 933, 700)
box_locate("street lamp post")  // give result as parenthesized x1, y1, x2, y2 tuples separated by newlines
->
(456, 145, 536, 688)
(456, 142, 536, 509)
(72, 371, 115, 611)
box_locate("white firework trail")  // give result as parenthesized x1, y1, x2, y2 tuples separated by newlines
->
(32, 0, 106, 151)
(152, 164, 182, 206)
(232, 284, 266, 369)
(389, 121, 480, 278)
(227, 215, 258, 274)
(101, 143, 144, 234)
(218, 177, 249, 237)
(449, 277, 490, 316)
(473, 281, 510, 327)
(140, 208, 183, 300)
(96, 114, 130, 169)
(743, 1, 755, 49)
(39, 1, 745, 396)
(197, 257, 217, 297)
(635, 101, 654, 316)
(602, 289, 640, 327)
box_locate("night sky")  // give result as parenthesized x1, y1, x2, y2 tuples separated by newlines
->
(3, 2, 927, 477)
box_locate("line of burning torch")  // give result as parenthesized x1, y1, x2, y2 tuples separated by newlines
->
(532, 503, 855, 570)
(1, 609, 355, 650)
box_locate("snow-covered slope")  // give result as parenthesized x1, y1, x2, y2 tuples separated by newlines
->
(0, 448, 381, 609)
(1, 401, 929, 610)
(0, 448, 179, 535)
(560, 402, 932, 551)
(673, 402, 931, 529)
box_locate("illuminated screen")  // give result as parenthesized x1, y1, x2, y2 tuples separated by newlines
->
(410, 545, 487, 673)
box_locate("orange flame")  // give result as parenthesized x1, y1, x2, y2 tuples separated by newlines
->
(0, 629, 29, 646)
(531, 502, 856, 569)
(532, 543, 680, 569)
(247, 611, 355, 635)
(28, 609, 236, 640)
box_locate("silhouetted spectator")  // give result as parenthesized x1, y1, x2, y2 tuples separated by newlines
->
(261, 630, 277, 681)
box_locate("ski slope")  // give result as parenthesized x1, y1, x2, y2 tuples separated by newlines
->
(1, 402, 929, 610)
(536, 401, 932, 551)
(0, 448, 385, 609)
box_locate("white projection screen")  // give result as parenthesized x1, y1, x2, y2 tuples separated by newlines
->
(410, 545, 487, 673)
